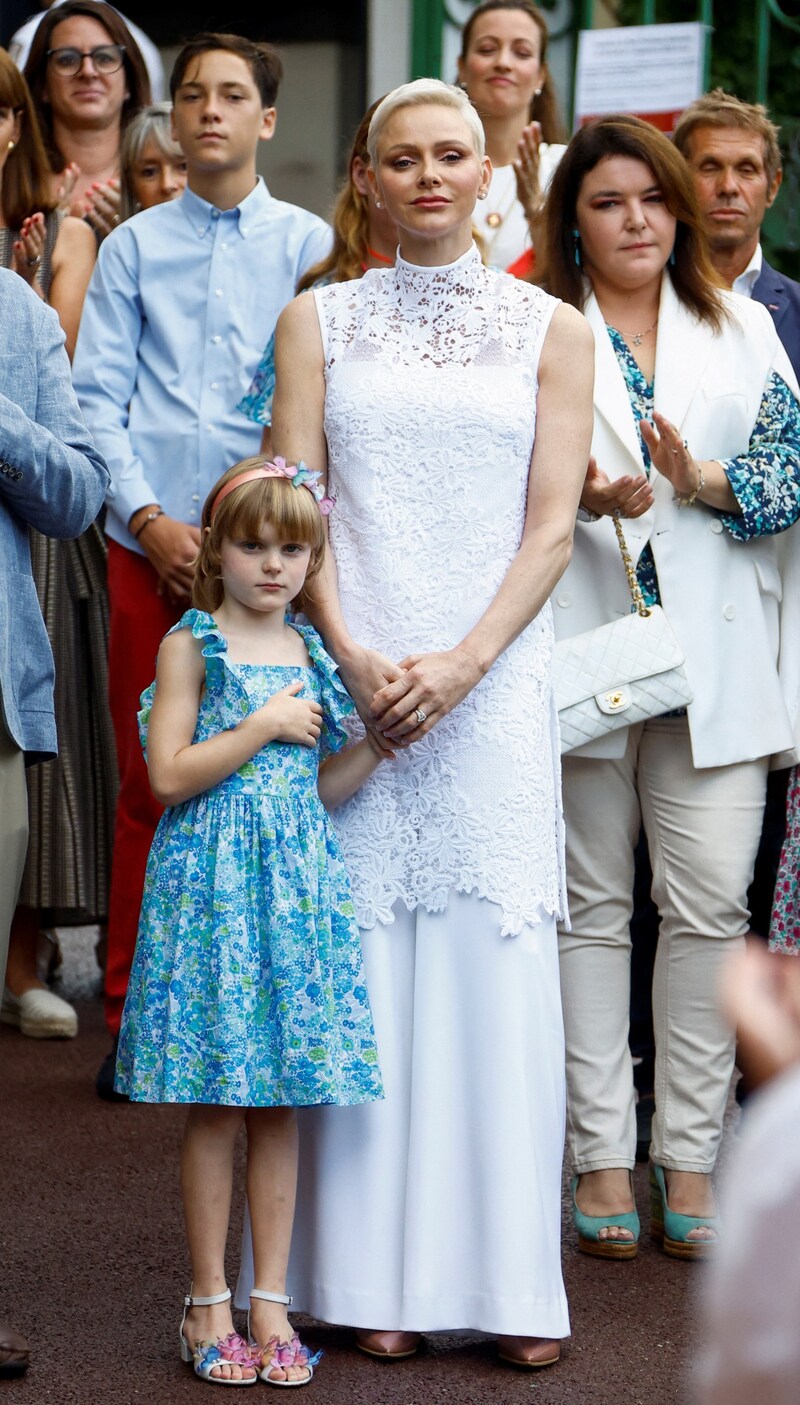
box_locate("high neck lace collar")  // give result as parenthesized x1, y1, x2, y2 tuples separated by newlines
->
(394, 241, 483, 296)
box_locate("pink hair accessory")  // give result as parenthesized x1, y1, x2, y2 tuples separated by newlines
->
(209, 458, 334, 522)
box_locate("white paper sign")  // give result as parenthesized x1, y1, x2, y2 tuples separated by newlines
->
(574, 22, 707, 131)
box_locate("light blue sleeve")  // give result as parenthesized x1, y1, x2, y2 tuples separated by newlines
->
(72, 227, 154, 532)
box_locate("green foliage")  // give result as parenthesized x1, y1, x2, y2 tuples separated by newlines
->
(615, 0, 800, 274)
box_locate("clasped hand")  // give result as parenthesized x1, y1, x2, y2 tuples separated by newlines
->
(371, 646, 484, 744)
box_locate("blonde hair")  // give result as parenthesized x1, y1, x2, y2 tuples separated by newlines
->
(673, 89, 782, 186)
(367, 78, 486, 165)
(193, 458, 326, 613)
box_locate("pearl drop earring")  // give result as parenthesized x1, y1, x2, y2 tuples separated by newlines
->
(7, 141, 15, 152)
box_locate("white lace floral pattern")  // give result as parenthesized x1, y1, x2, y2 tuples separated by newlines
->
(315, 244, 566, 934)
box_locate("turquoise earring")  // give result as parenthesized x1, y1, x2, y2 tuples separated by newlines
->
(572, 228, 582, 268)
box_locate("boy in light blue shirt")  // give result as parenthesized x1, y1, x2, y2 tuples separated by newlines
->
(73, 32, 331, 1097)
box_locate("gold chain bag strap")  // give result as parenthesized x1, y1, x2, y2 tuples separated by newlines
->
(552, 511, 693, 754)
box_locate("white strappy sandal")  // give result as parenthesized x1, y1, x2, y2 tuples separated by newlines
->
(248, 1288, 322, 1388)
(180, 1286, 259, 1386)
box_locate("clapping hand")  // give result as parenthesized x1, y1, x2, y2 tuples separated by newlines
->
(513, 121, 543, 223)
(580, 455, 654, 519)
(83, 178, 122, 238)
(640, 412, 701, 499)
(11, 212, 46, 289)
(54, 161, 82, 214)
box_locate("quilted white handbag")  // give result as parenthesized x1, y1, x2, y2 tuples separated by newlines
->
(553, 513, 693, 754)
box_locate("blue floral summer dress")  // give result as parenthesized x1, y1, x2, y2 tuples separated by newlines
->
(115, 609, 383, 1108)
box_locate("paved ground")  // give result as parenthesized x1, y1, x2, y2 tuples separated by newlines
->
(2, 931, 712, 1405)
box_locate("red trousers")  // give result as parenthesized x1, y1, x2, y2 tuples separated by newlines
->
(104, 541, 180, 1035)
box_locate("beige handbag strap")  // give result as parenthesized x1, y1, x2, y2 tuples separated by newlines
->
(611, 510, 651, 619)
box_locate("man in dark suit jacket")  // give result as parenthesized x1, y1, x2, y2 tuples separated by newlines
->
(674, 88, 800, 379)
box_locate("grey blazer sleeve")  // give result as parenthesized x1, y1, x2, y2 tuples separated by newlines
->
(0, 275, 109, 538)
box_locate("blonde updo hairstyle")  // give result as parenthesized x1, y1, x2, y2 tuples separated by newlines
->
(193, 457, 326, 614)
(367, 77, 486, 166)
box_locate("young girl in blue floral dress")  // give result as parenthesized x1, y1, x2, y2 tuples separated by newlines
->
(116, 457, 386, 1388)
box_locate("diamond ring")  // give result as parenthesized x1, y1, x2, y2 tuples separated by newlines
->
(414, 707, 427, 725)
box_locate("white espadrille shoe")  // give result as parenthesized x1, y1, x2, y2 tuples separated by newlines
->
(0, 986, 78, 1038)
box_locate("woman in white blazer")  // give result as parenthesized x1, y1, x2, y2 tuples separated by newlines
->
(541, 115, 800, 1262)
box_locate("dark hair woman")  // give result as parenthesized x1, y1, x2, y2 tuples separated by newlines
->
(542, 115, 800, 1263)
(457, 0, 567, 273)
(24, 0, 151, 239)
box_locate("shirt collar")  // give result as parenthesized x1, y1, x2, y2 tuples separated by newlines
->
(732, 242, 763, 298)
(180, 176, 272, 239)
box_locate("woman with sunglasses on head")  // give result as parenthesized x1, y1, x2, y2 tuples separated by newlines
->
(23, 0, 150, 240)
(457, 0, 567, 275)
(541, 115, 800, 1262)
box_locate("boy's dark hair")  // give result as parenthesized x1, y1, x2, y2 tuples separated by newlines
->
(170, 33, 283, 108)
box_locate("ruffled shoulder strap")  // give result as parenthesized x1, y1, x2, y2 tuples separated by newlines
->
(137, 609, 246, 754)
(290, 620, 354, 757)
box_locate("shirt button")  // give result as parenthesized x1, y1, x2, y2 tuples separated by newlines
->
(240, 226, 248, 234)
(723, 604, 736, 620)
(192, 493, 200, 502)
(212, 335, 222, 344)
(556, 594, 571, 608)
(210, 381, 219, 390)
(207, 423, 214, 432)
(212, 209, 220, 219)
(220, 242, 228, 251)
(215, 288, 223, 297)
(709, 519, 723, 534)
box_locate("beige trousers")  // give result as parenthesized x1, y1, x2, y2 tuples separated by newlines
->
(559, 714, 767, 1174)
(0, 715, 28, 991)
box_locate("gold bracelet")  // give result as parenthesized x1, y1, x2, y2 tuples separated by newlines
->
(674, 467, 705, 508)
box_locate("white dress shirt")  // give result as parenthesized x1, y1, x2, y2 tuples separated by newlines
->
(73, 178, 331, 550)
(732, 242, 763, 298)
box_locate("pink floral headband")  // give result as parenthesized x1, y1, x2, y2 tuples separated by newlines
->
(209, 458, 334, 522)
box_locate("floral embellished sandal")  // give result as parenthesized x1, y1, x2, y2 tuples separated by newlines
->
(249, 1289, 322, 1388)
(180, 1287, 260, 1386)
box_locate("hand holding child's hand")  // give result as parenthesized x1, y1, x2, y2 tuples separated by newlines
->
(257, 680, 323, 747)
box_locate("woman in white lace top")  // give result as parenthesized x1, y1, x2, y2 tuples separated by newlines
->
(236, 78, 593, 1370)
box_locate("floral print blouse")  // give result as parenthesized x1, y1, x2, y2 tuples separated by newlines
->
(608, 326, 800, 607)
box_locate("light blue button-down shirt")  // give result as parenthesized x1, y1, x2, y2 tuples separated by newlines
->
(73, 178, 330, 550)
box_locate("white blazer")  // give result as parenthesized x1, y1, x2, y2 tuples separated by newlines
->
(552, 274, 800, 769)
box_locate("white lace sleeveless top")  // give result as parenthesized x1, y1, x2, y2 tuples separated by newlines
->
(315, 244, 566, 934)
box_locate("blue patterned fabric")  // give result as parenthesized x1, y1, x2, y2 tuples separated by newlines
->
(238, 333, 276, 426)
(607, 329, 800, 606)
(116, 609, 383, 1108)
(238, 274, 334, 427)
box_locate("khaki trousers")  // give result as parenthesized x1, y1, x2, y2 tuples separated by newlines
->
(0, 715, 28, 990)
(559, 714, 767, 1173)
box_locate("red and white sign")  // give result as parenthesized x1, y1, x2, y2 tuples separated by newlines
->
(574, 22, 708, 134)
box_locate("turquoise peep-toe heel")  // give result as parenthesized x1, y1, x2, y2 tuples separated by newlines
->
(571, 1175, 640, 1260)
(649, 1164, 719, 1260)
